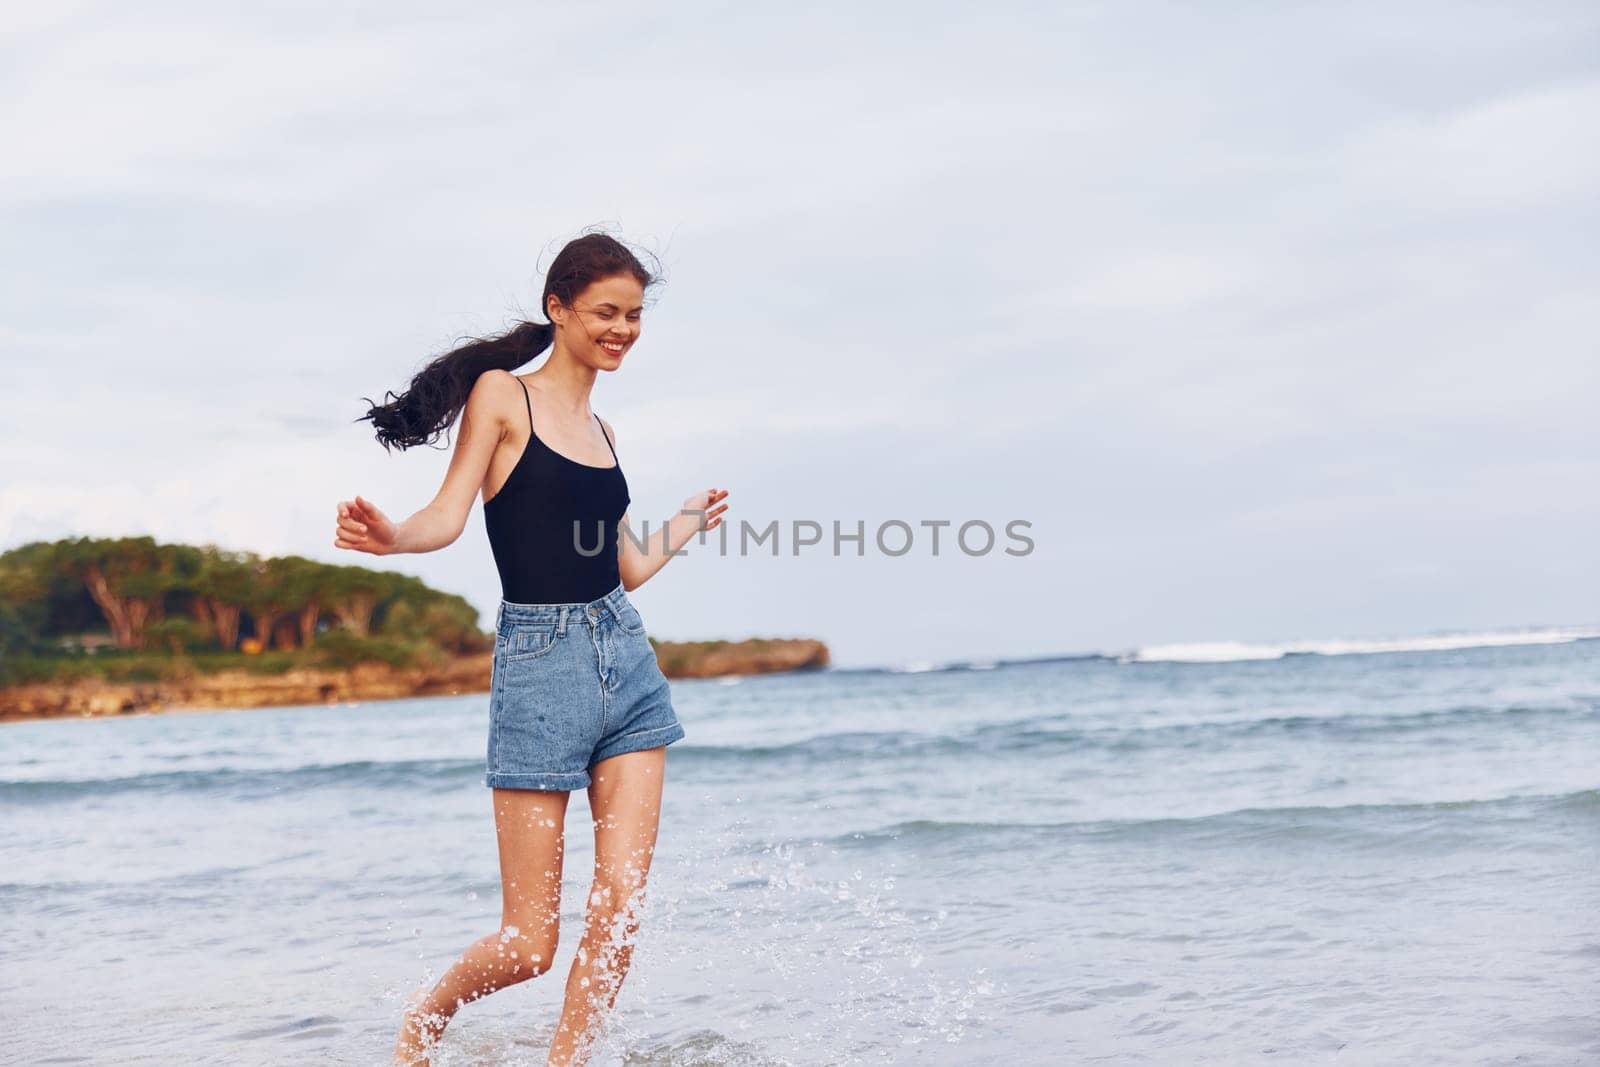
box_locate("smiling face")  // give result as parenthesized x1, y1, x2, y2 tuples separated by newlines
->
(549, 273, 644, 371)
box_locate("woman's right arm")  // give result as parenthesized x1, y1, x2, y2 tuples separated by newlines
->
(335, 370, 511, 556)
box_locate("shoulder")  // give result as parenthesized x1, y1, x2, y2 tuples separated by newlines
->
(597, 415, 617, 446)
(465, 370, 523, 424)
(469, 369, 526, 405)
(473, 368, 521, 394)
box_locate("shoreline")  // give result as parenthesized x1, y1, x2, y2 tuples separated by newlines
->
(0, 638, 830, 724)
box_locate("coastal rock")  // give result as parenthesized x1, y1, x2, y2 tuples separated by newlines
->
(0, 637, 829, 722)
(654, 638, 831, 679)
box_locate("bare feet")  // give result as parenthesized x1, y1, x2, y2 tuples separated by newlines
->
(394, 1003, 447, 1065)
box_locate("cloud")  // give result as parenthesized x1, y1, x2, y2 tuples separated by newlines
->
(1337, 80, 1600, 210)
(3, 2, 1597, 665)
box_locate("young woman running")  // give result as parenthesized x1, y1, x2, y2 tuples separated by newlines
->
(334, 233, 729, 1066)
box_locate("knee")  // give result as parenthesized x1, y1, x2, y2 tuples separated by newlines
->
(586, 877, 647, 915)
(508, 956, 554, 983)
(494, 923, 558, 981)
(509, 950, 555, 983)
(583, 883, 647, 938)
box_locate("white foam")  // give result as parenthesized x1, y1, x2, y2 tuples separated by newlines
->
(1121, 626, 1600, 664)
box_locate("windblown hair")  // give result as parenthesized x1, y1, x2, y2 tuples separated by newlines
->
(358, 231, 656, 451)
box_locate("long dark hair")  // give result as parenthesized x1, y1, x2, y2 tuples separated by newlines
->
(358, 231, 656, 452)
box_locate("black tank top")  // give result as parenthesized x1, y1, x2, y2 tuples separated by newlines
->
(483, 377, 630, 604)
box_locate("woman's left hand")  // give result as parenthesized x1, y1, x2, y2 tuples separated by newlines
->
(681, 488, 730, 531)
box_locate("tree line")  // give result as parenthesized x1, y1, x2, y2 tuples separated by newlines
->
(0, 536, 488, 676)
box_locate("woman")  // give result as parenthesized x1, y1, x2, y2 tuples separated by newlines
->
(334, 232, 730, 1066)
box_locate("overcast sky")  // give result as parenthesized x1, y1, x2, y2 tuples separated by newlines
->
(2, 2, 1596, 667)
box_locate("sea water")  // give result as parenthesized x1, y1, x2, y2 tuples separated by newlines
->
(3, 634, 1597, 1065)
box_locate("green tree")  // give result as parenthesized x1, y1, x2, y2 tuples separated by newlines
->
(188, 547, 259, 651)
(325, 565, 396, 637)
(380, 591, 489, 654)
(243, 556, 303, 651)
(55, 536, 175, 650)
(0, 543, 59, 658)
(274, 555, 335, 648)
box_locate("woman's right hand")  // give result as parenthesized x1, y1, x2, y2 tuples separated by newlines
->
(334, 495, 399, 555)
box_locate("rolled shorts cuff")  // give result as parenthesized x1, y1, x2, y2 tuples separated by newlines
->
(484, 769, 594, 791)
(591, 720, 687, 766)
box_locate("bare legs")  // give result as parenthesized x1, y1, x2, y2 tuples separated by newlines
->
(546, 747, 668, 1067)
(394, 788, 570, 1065)
(391, 748, 668, 1066)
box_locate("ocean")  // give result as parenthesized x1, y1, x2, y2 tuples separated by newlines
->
(3, 631, 1597, 1065)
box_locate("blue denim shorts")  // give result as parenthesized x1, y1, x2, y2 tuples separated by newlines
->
(486, 582, 686, 791)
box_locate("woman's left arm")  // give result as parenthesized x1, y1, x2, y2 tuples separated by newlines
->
(603, 418, 730, 592)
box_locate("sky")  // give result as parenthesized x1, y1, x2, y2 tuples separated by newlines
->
(2, 2, 1596, 668)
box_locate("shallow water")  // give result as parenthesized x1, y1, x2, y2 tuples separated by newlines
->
(4, 638, 1598, 1065)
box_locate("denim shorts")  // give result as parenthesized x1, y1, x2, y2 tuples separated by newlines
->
(486, 582, 686, 791)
